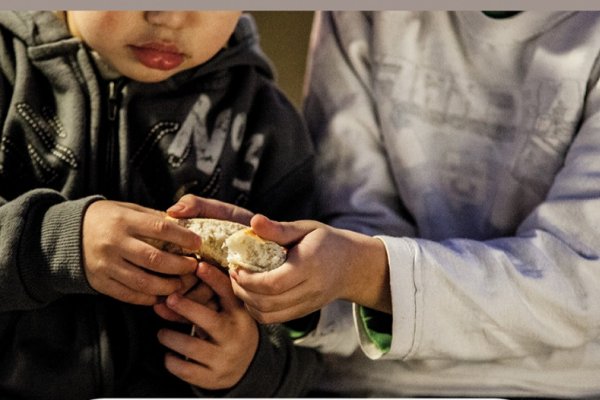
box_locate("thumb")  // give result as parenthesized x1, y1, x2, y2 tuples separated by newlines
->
(250, 214, 319, 246)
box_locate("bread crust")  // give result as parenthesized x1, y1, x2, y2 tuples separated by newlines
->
(150, 217, 286, 272)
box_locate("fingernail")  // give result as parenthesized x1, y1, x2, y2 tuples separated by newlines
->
(197, 262, 208, 275)
(259, 214, 271, 222)
(193, 235, 202, 250)
(166, 293, 180, 307)
(157, 329, 168, 342)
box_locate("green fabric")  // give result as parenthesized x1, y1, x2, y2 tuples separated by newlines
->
(287, 327, 309, 340)
(284, 311, 321, 339)
(359, 306, 393, 353)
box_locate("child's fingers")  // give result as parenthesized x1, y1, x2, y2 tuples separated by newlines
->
(134, 212, 202, 253)
(162, 353, 212, 388)
(154, 298, 220, 324)
(123, 239, 198, 276)
(164, 351, 209, 376)
(184, 280, 215, 305)
(230, 276, 314, 315)
(166, 194, 254, 225)
(165, 293, 221, 335)
(158, 329, 218, 364)
(155, 279, 220, 324)
(196, 262, 239, 311)
(153, 302, 189, 323)
(107, 259, 184, 296)
(100, 277, 158, 305)
(178, 273, 199, 295)
(229, 262, 304, 296)
(162, 352, 236, 390)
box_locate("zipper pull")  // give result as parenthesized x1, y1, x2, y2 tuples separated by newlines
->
(107, 80, 118, 121)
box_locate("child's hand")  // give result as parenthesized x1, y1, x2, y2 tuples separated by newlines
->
(157, 262, 259, 390)
(154, 272, 219, 323)
(82, 200, 201, 305)
(229, 215, 391, 324)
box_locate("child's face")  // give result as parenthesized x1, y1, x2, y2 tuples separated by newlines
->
(67, 11, 242, 82)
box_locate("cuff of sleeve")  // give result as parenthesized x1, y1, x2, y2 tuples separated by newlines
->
(294, 300, 359, 356)
(358, 235, 418, 360)
(20, 196, 103, 302)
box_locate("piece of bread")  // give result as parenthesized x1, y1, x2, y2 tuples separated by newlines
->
(153, 217, 286, 272)
(225, 228, 288, 272)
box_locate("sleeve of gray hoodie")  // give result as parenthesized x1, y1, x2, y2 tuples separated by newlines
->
(0, 189, 101, 312)
(192, 324, 323, 397)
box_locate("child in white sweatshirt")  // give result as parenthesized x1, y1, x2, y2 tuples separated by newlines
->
(220, 11, 600, 398)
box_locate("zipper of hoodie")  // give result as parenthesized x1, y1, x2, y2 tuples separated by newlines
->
(102, 80, 123, 199)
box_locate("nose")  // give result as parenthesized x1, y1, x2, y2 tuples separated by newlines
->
(144, 11, 189, 29)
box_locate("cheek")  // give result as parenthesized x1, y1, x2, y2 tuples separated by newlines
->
(74, 14, 127, 52)
(188, 19, 239, 66)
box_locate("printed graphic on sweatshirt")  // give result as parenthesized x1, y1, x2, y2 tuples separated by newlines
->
(133, 93, 265, 203)
(374, 58, 583, 238)
(167, 95, 228, 176)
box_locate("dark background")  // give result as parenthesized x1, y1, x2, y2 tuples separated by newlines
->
(251, 11, 315, 109)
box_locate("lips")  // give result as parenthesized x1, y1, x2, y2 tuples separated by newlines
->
(130, 43, 185, 71)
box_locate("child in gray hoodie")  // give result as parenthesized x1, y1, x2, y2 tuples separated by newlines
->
(0, 11, 320, 399)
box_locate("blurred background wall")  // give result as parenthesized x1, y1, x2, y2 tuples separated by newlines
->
(250, 11, 315, 109)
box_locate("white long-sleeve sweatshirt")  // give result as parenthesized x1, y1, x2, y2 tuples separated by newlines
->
(299, 11, 600, 398)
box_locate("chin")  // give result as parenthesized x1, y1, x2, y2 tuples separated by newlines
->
(119, 67, 179, 83)
(135, 76, 173, 83)
(130, 72, 177, 83)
